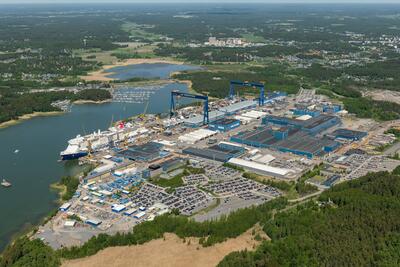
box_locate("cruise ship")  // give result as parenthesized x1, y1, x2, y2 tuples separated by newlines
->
(60, 135, 88, 160)
(60, 122, 151, 160)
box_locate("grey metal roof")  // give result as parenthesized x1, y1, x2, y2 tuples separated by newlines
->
(219, 100, 257, 114)
(184, 100, 257, 125)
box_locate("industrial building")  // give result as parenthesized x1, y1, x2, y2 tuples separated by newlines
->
(85, 219, 102, 227)
(327, 128, 368, 141)
(323, 104, 342, 113)
(59, 203, 71, 212)
(184, 110, 225, 128)
(111, 204, 126, 213)
(161, 157, 185, 172)
(262, 114, 340, 135)
(273, 134, 340, 158)
(184, 100, 257, 127)
(231, 126, 340, 158)
(219, 100, 257, 115)
(208, 118, 241, 132)
(250, 153, 276, 164)
(241, 110, 267, 119)
(118, 142, 164, 161)
(178, 128, 217, 144)
(227, 158, 295, 179)
(292, 108, 320, 117)
(182, 143, 245, 162)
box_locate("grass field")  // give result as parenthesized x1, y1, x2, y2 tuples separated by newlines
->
(62, 225, 266, 267)
(241, 32, 268, 43)
(121, 22, 165, 42)
(152, 173, 185, 189)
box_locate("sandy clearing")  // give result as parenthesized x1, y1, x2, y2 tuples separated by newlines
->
(363, 89, 400, 104)
(62, 226, 266, 267)
(80, 58, 185, 82)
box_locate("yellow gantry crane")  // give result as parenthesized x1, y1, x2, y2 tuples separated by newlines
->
(138, 101, 150, 124)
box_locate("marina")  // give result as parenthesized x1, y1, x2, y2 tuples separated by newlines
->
(112, 85, 162, 103)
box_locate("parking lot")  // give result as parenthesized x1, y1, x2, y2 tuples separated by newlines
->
(327, 153, 400, 180)
(204, 177, 281, 199)
(190, 159, 241, 180)
(182, 174, 209, 185)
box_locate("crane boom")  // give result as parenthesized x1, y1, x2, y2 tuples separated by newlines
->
(170, 90, 209, 125)
(229, 80, 265, 106)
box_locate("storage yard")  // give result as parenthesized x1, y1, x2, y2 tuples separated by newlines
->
(36, 83, 400, 249)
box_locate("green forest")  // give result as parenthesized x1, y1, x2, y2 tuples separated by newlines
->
(173, 64, 300, 98)
(219, 170, 400, 266)
(1, 5, 400, 123)
(0, 89, 111, 124)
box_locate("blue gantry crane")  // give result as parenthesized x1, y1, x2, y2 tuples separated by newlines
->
(229, 80, 265, 106)
(170, 90, 209, 125)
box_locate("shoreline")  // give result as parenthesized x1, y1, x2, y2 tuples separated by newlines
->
(80, 58, 187, 82)
(0, 99, 113, 130)
(174, 79, 195, 93)
(73, 99, 112, 105)
(50, 183, 68, 205)
(0, 111, 64, 129)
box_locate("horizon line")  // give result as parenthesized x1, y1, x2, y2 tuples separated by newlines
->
(1, 1, 400, 5)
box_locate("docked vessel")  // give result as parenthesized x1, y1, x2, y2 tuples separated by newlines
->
(1, 179, 11, 188)
(59, 121, 153, 160)
(60, 135, 88, 160)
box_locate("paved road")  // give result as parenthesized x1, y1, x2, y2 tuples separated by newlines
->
(384, 142, 400, 156)
(288, 189, 324, 203)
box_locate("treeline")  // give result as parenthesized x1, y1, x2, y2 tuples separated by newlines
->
(331, 83, 362, 98)
(58, 176, 80, 201)
(242, 171, 318, 196)
(58, 197, 287, 259)
(3, 170, 400, 266)
(0, 237, 60, 267)
(219, 170, 400, 266)
(0, 15, 129, 52)
(0, 13, 131, 88)
(72, 89, 111, 102)
(173, 65, 299, 98)
(155, 44, 301, 64)
(0, 198, 287, 266)
(0, 89, 111, 124)
(343, 97, 400, 121)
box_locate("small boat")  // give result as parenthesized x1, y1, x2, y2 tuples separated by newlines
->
(14, 149, 19, 154)
(1, 179, 11, 188)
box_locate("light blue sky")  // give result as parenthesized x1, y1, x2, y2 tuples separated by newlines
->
(0, 0, 399, 4)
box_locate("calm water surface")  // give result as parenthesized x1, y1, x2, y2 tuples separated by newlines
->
(105, 63, 201, 80)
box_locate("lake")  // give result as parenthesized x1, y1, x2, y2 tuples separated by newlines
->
(104, 63, 201, 80)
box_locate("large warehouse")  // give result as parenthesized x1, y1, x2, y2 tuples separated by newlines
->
(262, 114, 340, 135)
(208, 118, 241, 132)
(227, 158, 296, 179)
(118, 142, 164, 161)
(327, 128, 368, 141)
(184, 100, 257, 127)
(230, 126, 339, 158)
(182, 143, 245, 162)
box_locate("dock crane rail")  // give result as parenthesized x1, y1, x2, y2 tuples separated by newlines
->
(170, 90, 209, 125)
(229, 80, 265, 106)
